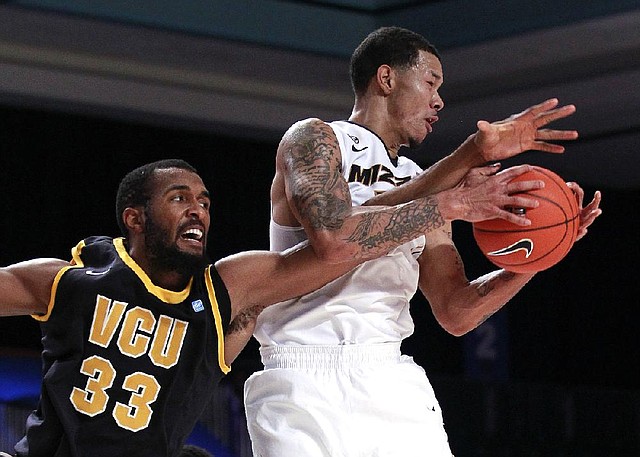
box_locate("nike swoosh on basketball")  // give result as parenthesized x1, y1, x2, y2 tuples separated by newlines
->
(351, 145, 368, 152)
(487, 239, 533, 258)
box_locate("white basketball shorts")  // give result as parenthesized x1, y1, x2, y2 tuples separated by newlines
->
(244, 343, 453, 457)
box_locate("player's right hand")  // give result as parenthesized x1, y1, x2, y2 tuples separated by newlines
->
(436, 164, 543, 226)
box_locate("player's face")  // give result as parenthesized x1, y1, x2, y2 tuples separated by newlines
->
(388, 50, 444, 149)
(144, 168, 211, 271)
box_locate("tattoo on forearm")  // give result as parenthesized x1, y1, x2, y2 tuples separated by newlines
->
(475, 271, 517, 327)
(477, 271, 516, 297)
(477, 282, 492, 297)
(227, 304, 265, 334)
(502, 271, 516, 281)
(348, 197, 444, 252)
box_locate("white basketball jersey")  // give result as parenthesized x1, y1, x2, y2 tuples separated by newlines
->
(255, 121, 425, 346)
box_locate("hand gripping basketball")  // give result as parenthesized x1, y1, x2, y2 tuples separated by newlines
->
(472, 166, 580, 273)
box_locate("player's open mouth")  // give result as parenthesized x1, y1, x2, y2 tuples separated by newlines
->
(425, 116, 438, 133)
(180, 227, 204, 243)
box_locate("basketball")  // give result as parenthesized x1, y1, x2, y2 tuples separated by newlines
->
(472, 166, 580, 273)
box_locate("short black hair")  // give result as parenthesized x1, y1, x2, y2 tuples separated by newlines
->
(349, 26, 440, 96)
(115, 159, 198, 237)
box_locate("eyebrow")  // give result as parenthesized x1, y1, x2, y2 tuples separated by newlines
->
(164, 184, 211, 199)
(429, 70, 442, 81)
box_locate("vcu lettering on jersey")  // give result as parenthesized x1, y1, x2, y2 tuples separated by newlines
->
(88, 295, 188, 369)
(69, 294, 189, 432)
(18, 236, 232, 457)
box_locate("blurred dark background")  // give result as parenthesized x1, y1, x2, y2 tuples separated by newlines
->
(1, 1, 639, 455)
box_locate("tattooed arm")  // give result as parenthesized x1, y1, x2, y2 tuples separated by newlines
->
(216, 241, 362, 364)
(417, 223, 534, 336)
(272, 118, 543, 263)
(415, 180, 600, 336)
(224, 304, 264, 365)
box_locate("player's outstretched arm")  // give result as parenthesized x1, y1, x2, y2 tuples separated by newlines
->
(474, 98, 578, 161)
(418, 182, 601, 337)
(0, 258, 68, 317)
(220, 180, 599, 361)
(365, 98, 578, 208)
(276, 120, 547, 264)
(216, 242, 362, 363)
(215, 242, 361, 321)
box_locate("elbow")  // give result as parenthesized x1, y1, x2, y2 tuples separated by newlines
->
(445, 326, 470, 338)
(439, 320, 470, 337)
(315, 243, 356, 264)
(433, 306, 474, 337)
(308, 233, 357, 264)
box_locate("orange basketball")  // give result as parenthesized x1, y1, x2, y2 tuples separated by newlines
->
(472, 166, 580, 273)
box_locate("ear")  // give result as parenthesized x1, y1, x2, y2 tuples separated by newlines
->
(375, 64, 394, 95)
(122, 207, 145, 234)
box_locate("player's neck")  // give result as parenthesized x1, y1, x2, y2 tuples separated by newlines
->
(128, 245, 192, 292)
(350, 101, 404, 158)
(151, 270, 191, 292)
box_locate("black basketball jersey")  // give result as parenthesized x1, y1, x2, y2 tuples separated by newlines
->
(15, 236, 231, 457)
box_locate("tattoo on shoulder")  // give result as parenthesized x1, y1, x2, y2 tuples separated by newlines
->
(282, 121, 445, 252)
(285, 121, 351, 231)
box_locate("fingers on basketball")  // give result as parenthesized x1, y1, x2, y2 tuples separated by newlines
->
(472, 166, 579, 273)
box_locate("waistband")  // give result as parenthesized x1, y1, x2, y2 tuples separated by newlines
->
(260, 342, 402, 369)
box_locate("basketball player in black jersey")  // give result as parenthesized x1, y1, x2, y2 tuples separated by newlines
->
(0, 159, 408, 457)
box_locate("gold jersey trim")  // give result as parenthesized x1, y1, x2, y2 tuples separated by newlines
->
(32, 239, 88, 322)
(114, 237, 192, 304)
(204, 265, 231, 374)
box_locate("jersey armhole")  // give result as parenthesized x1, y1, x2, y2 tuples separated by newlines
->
(205, 266, 232, 374)
(32, 265, 72, 322)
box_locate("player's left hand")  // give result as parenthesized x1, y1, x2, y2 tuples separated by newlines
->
(473, 98, 579, 162)
(566, 182, 602, 241)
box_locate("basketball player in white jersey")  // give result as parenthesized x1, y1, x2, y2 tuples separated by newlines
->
(243, 27, 602, 456)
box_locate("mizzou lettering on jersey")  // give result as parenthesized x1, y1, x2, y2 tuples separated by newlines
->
(348, 163, 412, 187)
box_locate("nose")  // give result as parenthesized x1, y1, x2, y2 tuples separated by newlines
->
(432, 91, 444, 111)
(187, 200, 207, 220)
